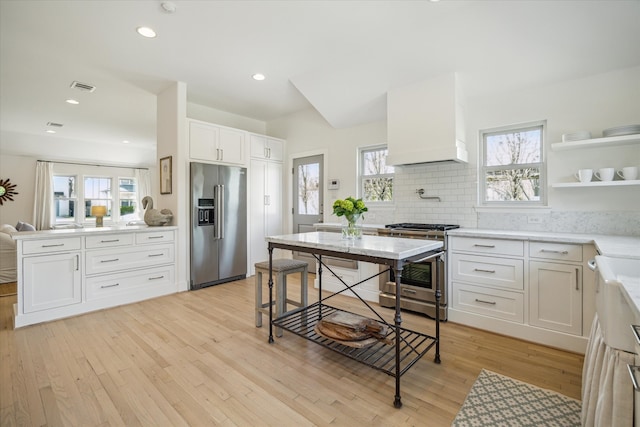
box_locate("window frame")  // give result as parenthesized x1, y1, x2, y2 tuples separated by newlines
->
(479, 120, 547, 207)
(53, 175, 78, 224)
(53, 172, 138, 226)
(358, 144, 394, 204)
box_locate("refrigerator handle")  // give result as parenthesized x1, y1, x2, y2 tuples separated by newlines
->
(215, 184, 224, 239)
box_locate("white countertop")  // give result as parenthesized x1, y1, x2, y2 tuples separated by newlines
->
(266, 231, 443, 260)
(11, 225, 177, 240)
(447, 228, 640, 260)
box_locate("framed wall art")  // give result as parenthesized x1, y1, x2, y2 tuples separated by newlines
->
(160, 156, 172, 195)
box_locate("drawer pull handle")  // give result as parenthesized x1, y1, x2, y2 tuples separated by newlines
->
(473, 244, 495, 248)
(402, 288, 417, 294)
(575, 268, 579, 291)
(148, 236, 164, 239)
(148, 275, 165, 280)
(42, 243, 64, 248)
(475, 298, 497, 305)
(474, 268, 496, 273)
(101, 239, 120, 243)
(101, 283, 120, 289)
(148, 253, 164, 257)
(540, 249, 569, 255)
(101, 258, 119, 263)
(628, 365, 640, 392)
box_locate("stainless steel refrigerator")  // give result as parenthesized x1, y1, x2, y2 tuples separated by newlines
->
(190, 162, 247, 290)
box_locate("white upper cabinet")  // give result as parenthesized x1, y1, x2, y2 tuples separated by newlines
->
(250, 134, 284, 162)
(386, 72, 468, 165)
(189, 119, 245, 165)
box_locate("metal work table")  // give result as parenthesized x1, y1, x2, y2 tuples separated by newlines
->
(265, 231, 444, 408)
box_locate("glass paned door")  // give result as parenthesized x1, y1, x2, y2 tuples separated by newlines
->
(292, 154, 324, 269)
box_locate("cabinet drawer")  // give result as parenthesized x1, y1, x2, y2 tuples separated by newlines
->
(452, 282, 524, 323)
(22, 237, 81, 255)
(86, 265, 175, 301)
(450, 253, 524, 290)
(450, 237, 524, 257)
(85, 244, 174, 275)
(85, 233, 134, 249)
(320, 266, 359, 296)
(136, 230, 174, 244)
(529, 241, 582, 262)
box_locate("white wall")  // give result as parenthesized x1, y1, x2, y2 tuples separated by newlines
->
(268, 66, 640, 235)
(0, 130, 156, 167)
(468, 65, 640, 212)
(0, 154, 157, 228)
(187, 102, 267, 135)
(0, 154, 37, 227)
(268, 109, 388, 228)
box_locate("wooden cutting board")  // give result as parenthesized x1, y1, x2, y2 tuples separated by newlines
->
(314, 312, 390, 347)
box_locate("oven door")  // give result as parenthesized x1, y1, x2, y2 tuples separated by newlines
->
(384, 258, 446, 306)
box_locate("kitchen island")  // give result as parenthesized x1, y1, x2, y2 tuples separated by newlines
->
(12, 225, 178, 328)
(265, 231, 443, 408)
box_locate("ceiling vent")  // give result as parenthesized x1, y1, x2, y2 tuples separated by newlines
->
(70, 81, 96, 92)
(46, 122, 64, 127)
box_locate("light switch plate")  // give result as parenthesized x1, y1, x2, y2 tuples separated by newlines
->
(328, 179, 339, 190)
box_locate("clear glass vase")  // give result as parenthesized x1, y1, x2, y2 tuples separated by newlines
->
(341, 214, 362, 240)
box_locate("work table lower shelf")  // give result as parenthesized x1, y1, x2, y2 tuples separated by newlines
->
(272, 302, 438, 377)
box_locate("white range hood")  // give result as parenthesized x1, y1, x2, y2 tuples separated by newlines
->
(386, 72, 468, 165)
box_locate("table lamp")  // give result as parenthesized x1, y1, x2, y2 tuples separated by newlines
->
(91, 206, 107, 227)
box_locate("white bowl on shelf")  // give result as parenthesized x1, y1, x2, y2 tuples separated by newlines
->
(602, 124, 640, 138)
(562, 131, 591, 142)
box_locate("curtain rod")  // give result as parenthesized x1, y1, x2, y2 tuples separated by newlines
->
(37, 159, 149, 170)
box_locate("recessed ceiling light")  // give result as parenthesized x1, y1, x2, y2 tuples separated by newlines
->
(66, 99, 79, 105)
(122, 140, 130, 144)
(136, 26, 157, 38)
(252, 73, 266, 81)
(46, 130, 56, 134)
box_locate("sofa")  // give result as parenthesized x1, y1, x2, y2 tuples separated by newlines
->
(0, 224, 17, 283)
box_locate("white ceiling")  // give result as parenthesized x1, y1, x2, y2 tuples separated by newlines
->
(1, 1, 639, 161)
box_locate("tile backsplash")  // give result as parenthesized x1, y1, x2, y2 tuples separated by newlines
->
(365, 161, 639, 236)
(478, 211, 640, 236)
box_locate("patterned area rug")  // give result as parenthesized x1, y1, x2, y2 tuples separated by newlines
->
(452, 369, 581, 426)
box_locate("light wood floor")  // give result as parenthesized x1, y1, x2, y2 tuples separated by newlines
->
(1, 275, 584, 426)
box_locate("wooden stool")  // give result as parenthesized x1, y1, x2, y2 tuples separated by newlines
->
(255, 259, 309, 336)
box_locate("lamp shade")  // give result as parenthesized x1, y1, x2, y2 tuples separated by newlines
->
(91, 206, 107, 217)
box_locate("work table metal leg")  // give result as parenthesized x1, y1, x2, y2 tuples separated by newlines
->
(268, 247, 274, 344)
(394, 262, 403, 408)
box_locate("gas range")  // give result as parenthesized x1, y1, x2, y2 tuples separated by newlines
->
(377, 222, 458, 320)
(377, 223, 460, 242)
(384, 223, 460, 232)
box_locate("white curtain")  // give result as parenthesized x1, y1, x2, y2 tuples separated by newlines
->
(582, 314, 635, 426)
(33, 161, 54, 230)
(134, 168, 151, 219)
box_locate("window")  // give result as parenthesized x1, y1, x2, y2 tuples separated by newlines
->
(119, 178, 137, 219)
(52, 167, 141, 226)
(53, 175, 77, 222)
(360, 145, 394, 202)
(480, 121, 545, 205)
(84, 176, 112, 220)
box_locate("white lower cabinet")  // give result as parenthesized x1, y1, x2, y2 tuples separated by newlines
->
(528, 241, 583, 336)
(448, 234, 593, 353)
(529, 261, 582, 335)
(452, 282, 524, 322)
(86, 265, 175, 301)
(14, 227, 178, 328)
(23, 252, 82, 313)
